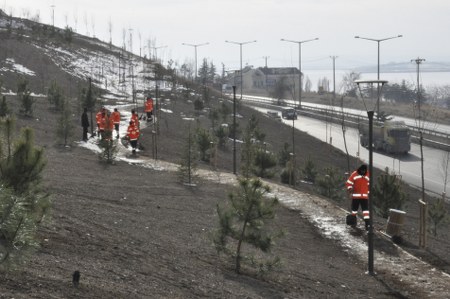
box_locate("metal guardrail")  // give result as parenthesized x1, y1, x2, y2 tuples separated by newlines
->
(240, 95, 450, 151)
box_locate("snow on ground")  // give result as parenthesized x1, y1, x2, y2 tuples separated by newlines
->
(1, 58, 35, 76)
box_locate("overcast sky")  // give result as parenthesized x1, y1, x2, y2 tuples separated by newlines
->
(4, 0, 450, 71)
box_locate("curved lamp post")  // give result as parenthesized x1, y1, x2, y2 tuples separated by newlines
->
(225, 40, 257, 99)
(182, 42, 209, 82)
(355, 79, 388, 275)
(280, 37, 318, 109)
(354, 35, 402, 118)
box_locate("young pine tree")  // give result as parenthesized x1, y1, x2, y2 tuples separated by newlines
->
(178, 124, 198, 185)
(0, 127, 50, 268)
(47, 80, 64, 111)
(315, 167, 345, 201)
(195, 127, 213, 162)
(301, 156, 318, 183)
(213, 177, 283, 274)
(17, 77, 34, 117)
(372, 168, 407, 218)
(427, 197, 449, 237)
(0, 96, 10, 117)
(55, 98, 74, 147)
(254, 147, 277, 178)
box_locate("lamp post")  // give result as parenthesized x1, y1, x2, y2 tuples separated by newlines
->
(50, 5, 55, 27)
(354, 35, 402, 117)
(182, 42, 209, 82)
(280, 37, 318, 109)
(232, 86, 237, 175)
(355, 79, 388, 275)
(151, 45, 168, 64)
(225, 40, 257, 99)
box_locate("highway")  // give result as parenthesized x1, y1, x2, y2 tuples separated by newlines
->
(248, 104, 449, 199)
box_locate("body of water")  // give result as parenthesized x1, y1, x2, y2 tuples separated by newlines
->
(303, 69, 450, 92)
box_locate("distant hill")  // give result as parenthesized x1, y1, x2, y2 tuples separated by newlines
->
(354, 61, 450, 73)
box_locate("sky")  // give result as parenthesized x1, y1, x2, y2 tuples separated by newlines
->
(3, 0, 450, 72)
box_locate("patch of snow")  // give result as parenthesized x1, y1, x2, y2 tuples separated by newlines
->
(1, 58, 35, 76)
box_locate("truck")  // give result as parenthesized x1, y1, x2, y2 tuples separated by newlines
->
(359, 120, 411, 154)
(281, 107, 297, 120)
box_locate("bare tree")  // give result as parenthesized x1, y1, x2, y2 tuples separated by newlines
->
(90, 14, 95, 37)
(304, 76, 312, 93)
(83, 12, 89, 36)
(72, 9, 78, 32)
(108, 17, 113, 46)
(440, 151, 450, 200)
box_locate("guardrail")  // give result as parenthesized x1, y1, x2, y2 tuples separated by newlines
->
(240, 95, 450, 151)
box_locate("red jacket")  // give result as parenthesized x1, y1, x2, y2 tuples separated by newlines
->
(345, 170, 370, 199)
(145, 98, 154, 113)
(127, 124, 140, 141)
(131, 113, 139, 126)
(111, 111, 121, 124)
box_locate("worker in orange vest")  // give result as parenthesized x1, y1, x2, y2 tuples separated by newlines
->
(102, 110, 115, 141)
(144, 97, 154, 122)
(345, 164, 370, 230)
(126, 120, 140, 154)
(111, 108, 121, 139)
(130, 109, 139, 128)
(97, 109, 107, 139)
(95, 107, 105, 138)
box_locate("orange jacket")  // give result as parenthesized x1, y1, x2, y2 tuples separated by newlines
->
(145, 98, 154, 113)
(111, 111, 121, 124)
(345, 170, 370, 199)
(98, 113, 106, 130)
(104, 115, 114, 131)
(127, 124, 140, 141)
(96, 111, 103, 125)
(131, 113, 139, 126)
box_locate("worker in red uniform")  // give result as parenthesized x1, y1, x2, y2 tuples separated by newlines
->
(345, 164, 370, 230)
(126, 120, 140, 154)
(103, 110, 115, 141)
(130, 109, 139, 128)
(144, 97, 154, 122)
(97, 109, 107, 139)
(111, 108, 121, 138)
(95, 107, 105, 138)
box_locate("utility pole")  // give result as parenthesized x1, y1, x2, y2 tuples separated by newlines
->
(412, 57, 427, 249)
(182, 42, 209, 82)
(262, 56, 270, 68)
(329, 56, 338, 146)
(51, 5, 55, 27)
(225, 40, 257, 100)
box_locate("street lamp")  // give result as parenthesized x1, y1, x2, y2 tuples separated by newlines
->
(225, 40, 257, 99)
(355, 79, 388, 275)
(182, 42, 209, 82)
(354, 35, 402, 118)
(280, 37, 318, 109)
(151, 45, 168, 64)
(232, 86, 237, 175)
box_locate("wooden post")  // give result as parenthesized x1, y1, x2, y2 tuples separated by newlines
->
(419, 199, 427, 248)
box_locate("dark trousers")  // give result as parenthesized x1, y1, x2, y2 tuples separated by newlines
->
(130, 139, 138, 149)
(82, 127, 89, 141)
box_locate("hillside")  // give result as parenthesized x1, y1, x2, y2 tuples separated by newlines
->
(1, 11, 450, 298)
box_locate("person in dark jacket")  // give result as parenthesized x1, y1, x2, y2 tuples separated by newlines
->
(81, 107, 90, 141)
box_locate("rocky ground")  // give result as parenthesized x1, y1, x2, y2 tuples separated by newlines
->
(0, 93, 449, 298)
